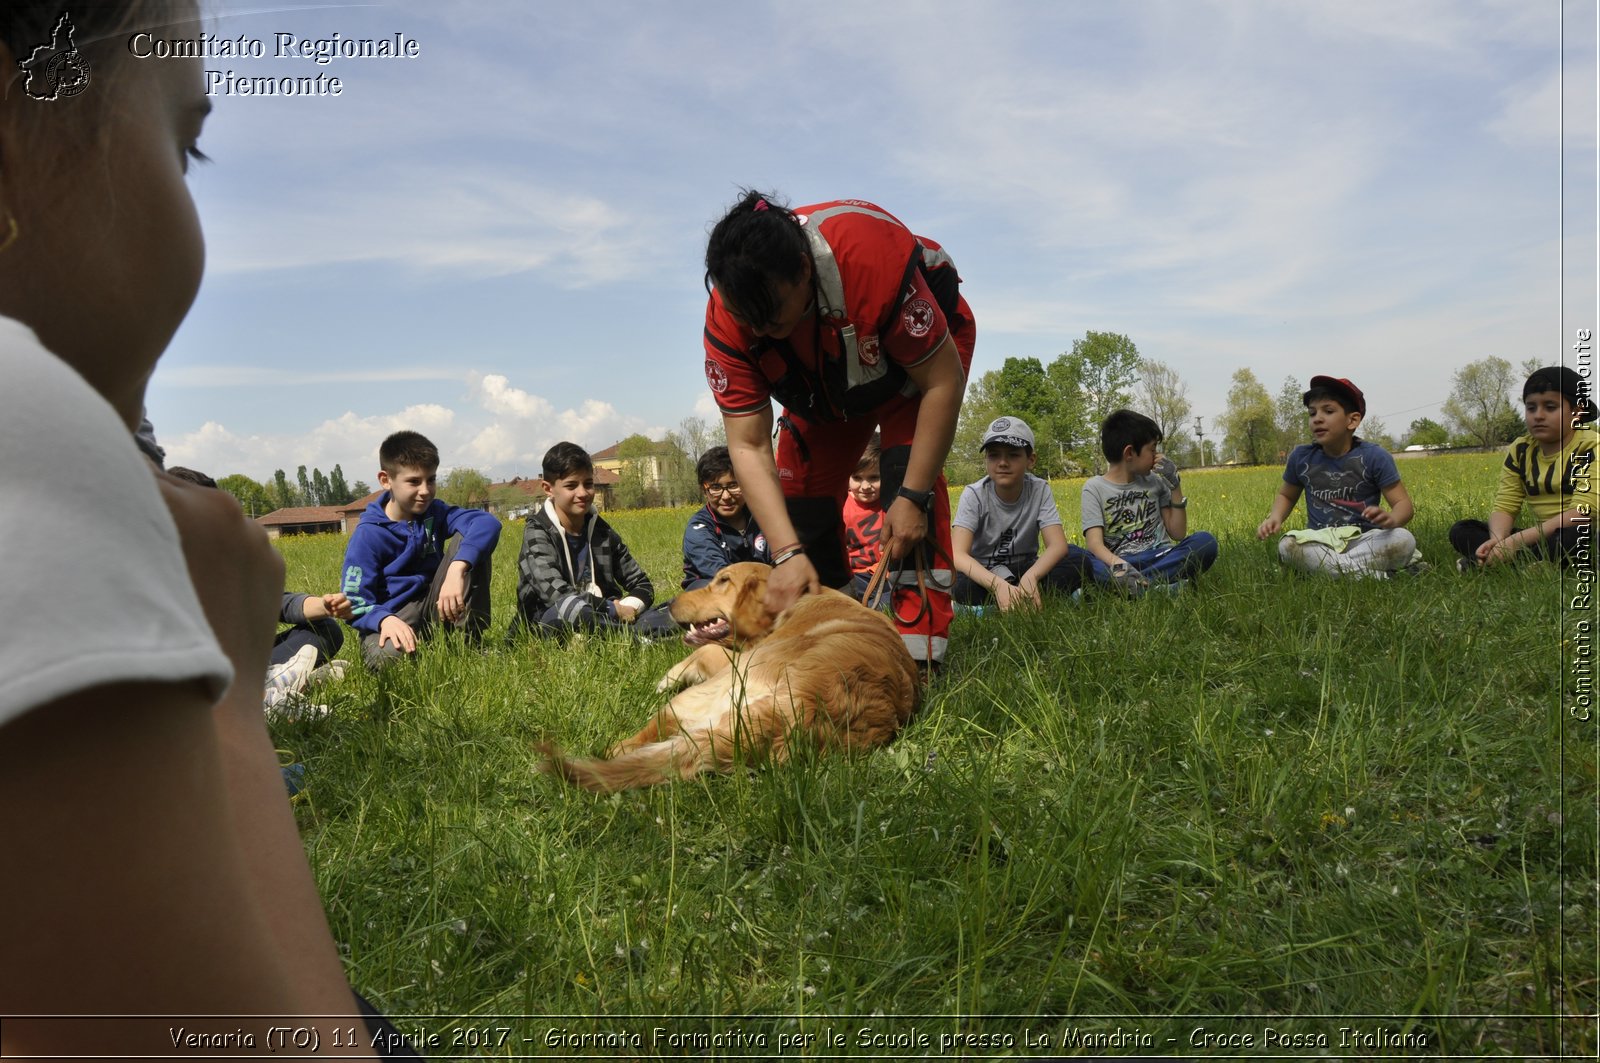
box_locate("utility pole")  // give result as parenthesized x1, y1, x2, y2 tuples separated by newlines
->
(1193, 416, 1208, 467)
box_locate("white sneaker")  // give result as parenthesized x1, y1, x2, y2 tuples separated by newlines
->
(308, 659, 350, 685)
(264, 645, 318, 710)
(271, 699, 331, 722)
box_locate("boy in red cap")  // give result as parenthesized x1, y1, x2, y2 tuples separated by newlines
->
(1256, 376, 1421, 577)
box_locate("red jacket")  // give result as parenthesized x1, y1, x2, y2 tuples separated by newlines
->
(703, 200, 969, 423)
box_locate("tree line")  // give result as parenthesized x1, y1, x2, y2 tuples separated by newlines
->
(950, 334, 1538, 483)
(215, 344, 1537, 519)
(217, 464, 369, 519)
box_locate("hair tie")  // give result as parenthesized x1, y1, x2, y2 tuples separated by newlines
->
(753, 198, 769, 212)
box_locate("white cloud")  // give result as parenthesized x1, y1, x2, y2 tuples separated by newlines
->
(471, 373, 554, 420)
(201, 169, 668, 285)
(461, 423, 524, 467)
(159, 365, 466, 388)
(162, 375, 669, 485)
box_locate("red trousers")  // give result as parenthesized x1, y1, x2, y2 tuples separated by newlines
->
(775, 407, 953, 666)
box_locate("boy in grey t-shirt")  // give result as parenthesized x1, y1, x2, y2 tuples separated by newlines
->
(951, 416, 1092, 610)
(1082, 410, 1218, 590)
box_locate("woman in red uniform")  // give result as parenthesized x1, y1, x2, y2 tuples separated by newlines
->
(702, 191, 974, 672)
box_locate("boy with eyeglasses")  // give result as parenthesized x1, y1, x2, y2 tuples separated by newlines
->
(681, 446, 773, 589)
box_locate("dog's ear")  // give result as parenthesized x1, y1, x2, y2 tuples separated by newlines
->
(731, 568, 772, 637)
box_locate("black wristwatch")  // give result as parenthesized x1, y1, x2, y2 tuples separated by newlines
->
(896, 485, 933, 510)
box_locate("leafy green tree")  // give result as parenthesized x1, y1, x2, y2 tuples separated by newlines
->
(664, 416, 723, 503)
(328, 464, 353, 506)
(1218, 368, 1276, 465)
(1359, 416, 1398, 452)
(1441, 356, 1518, 449)
(1136, 360, 1192, 441)
(615, 433, 658, 510)
(270, 468, 298, 511)
(351, 480, 372, 500)
(1043, 353, 1092, 470)
(296, 465, 312, 507)
(1058, 331, 1141, 470)
(1406, 418, 1449, 448)
(1273, 376, 1306, 458)
(216, 474, 272, 518)
(952, 356, 1080, 482)
(1168, 432, 1201, 467)
(438, 467, 490, 508)
(951, 369, 1005, 485)
(1492, 406, 1525, 444)
(311, 468, 331, 507)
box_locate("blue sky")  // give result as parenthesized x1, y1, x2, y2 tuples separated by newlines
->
(148, 0, 1597, 485)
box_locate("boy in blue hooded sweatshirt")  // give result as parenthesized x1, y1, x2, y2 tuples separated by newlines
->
(342, 431, 502, 669)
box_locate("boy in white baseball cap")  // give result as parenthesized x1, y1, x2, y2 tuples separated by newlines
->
(951, 416, 1092, 611)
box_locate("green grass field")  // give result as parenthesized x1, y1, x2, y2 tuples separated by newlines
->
(270, 453, 1596, 1058)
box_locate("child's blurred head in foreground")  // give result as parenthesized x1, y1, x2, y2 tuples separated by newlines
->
(0, 1, 208, 423)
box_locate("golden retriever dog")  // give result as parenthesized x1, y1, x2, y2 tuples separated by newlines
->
(539, 562, 920, 792)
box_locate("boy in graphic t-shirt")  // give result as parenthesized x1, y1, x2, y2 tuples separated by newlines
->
(1081, 410, 1218, 591)
(1255, 376, 1419, 577)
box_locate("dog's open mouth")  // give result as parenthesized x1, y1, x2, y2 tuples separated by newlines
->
(683, 617, 731, 646)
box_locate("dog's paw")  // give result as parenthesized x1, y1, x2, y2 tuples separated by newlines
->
(658, 664, 703, 692)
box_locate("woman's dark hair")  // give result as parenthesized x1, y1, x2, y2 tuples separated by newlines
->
(703, 189, 812, 328)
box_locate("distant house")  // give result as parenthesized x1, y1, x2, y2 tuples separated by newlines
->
(340, 491, 382, 526)
(593, 439, 690, 507)
(256, 490, 382, 539)
(480, 469, 621, 520)
(256, 472, 631, 537)
(257, 504, 351, 539)
(483, 477, 544, 520)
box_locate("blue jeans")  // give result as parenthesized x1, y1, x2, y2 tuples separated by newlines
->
(1089, 532, 1218, 585)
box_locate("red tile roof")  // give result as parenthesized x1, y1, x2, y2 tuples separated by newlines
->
(256, 505, 346, 527)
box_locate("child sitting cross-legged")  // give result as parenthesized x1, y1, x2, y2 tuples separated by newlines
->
(1256, 375, 1420, 577)
(514, 441, 676, 640)
(951, 416, 1091, 611)
(343, 430, 502, 670)
(1449, 365, 1596, 571)
(1082, 410, 1218, 591)
(681, 445, 771, 590)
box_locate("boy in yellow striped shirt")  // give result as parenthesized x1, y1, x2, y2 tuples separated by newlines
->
(1450, 366, 1595, 569)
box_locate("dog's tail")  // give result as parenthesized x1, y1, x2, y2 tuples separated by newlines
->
(536, 732, 736, 793)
